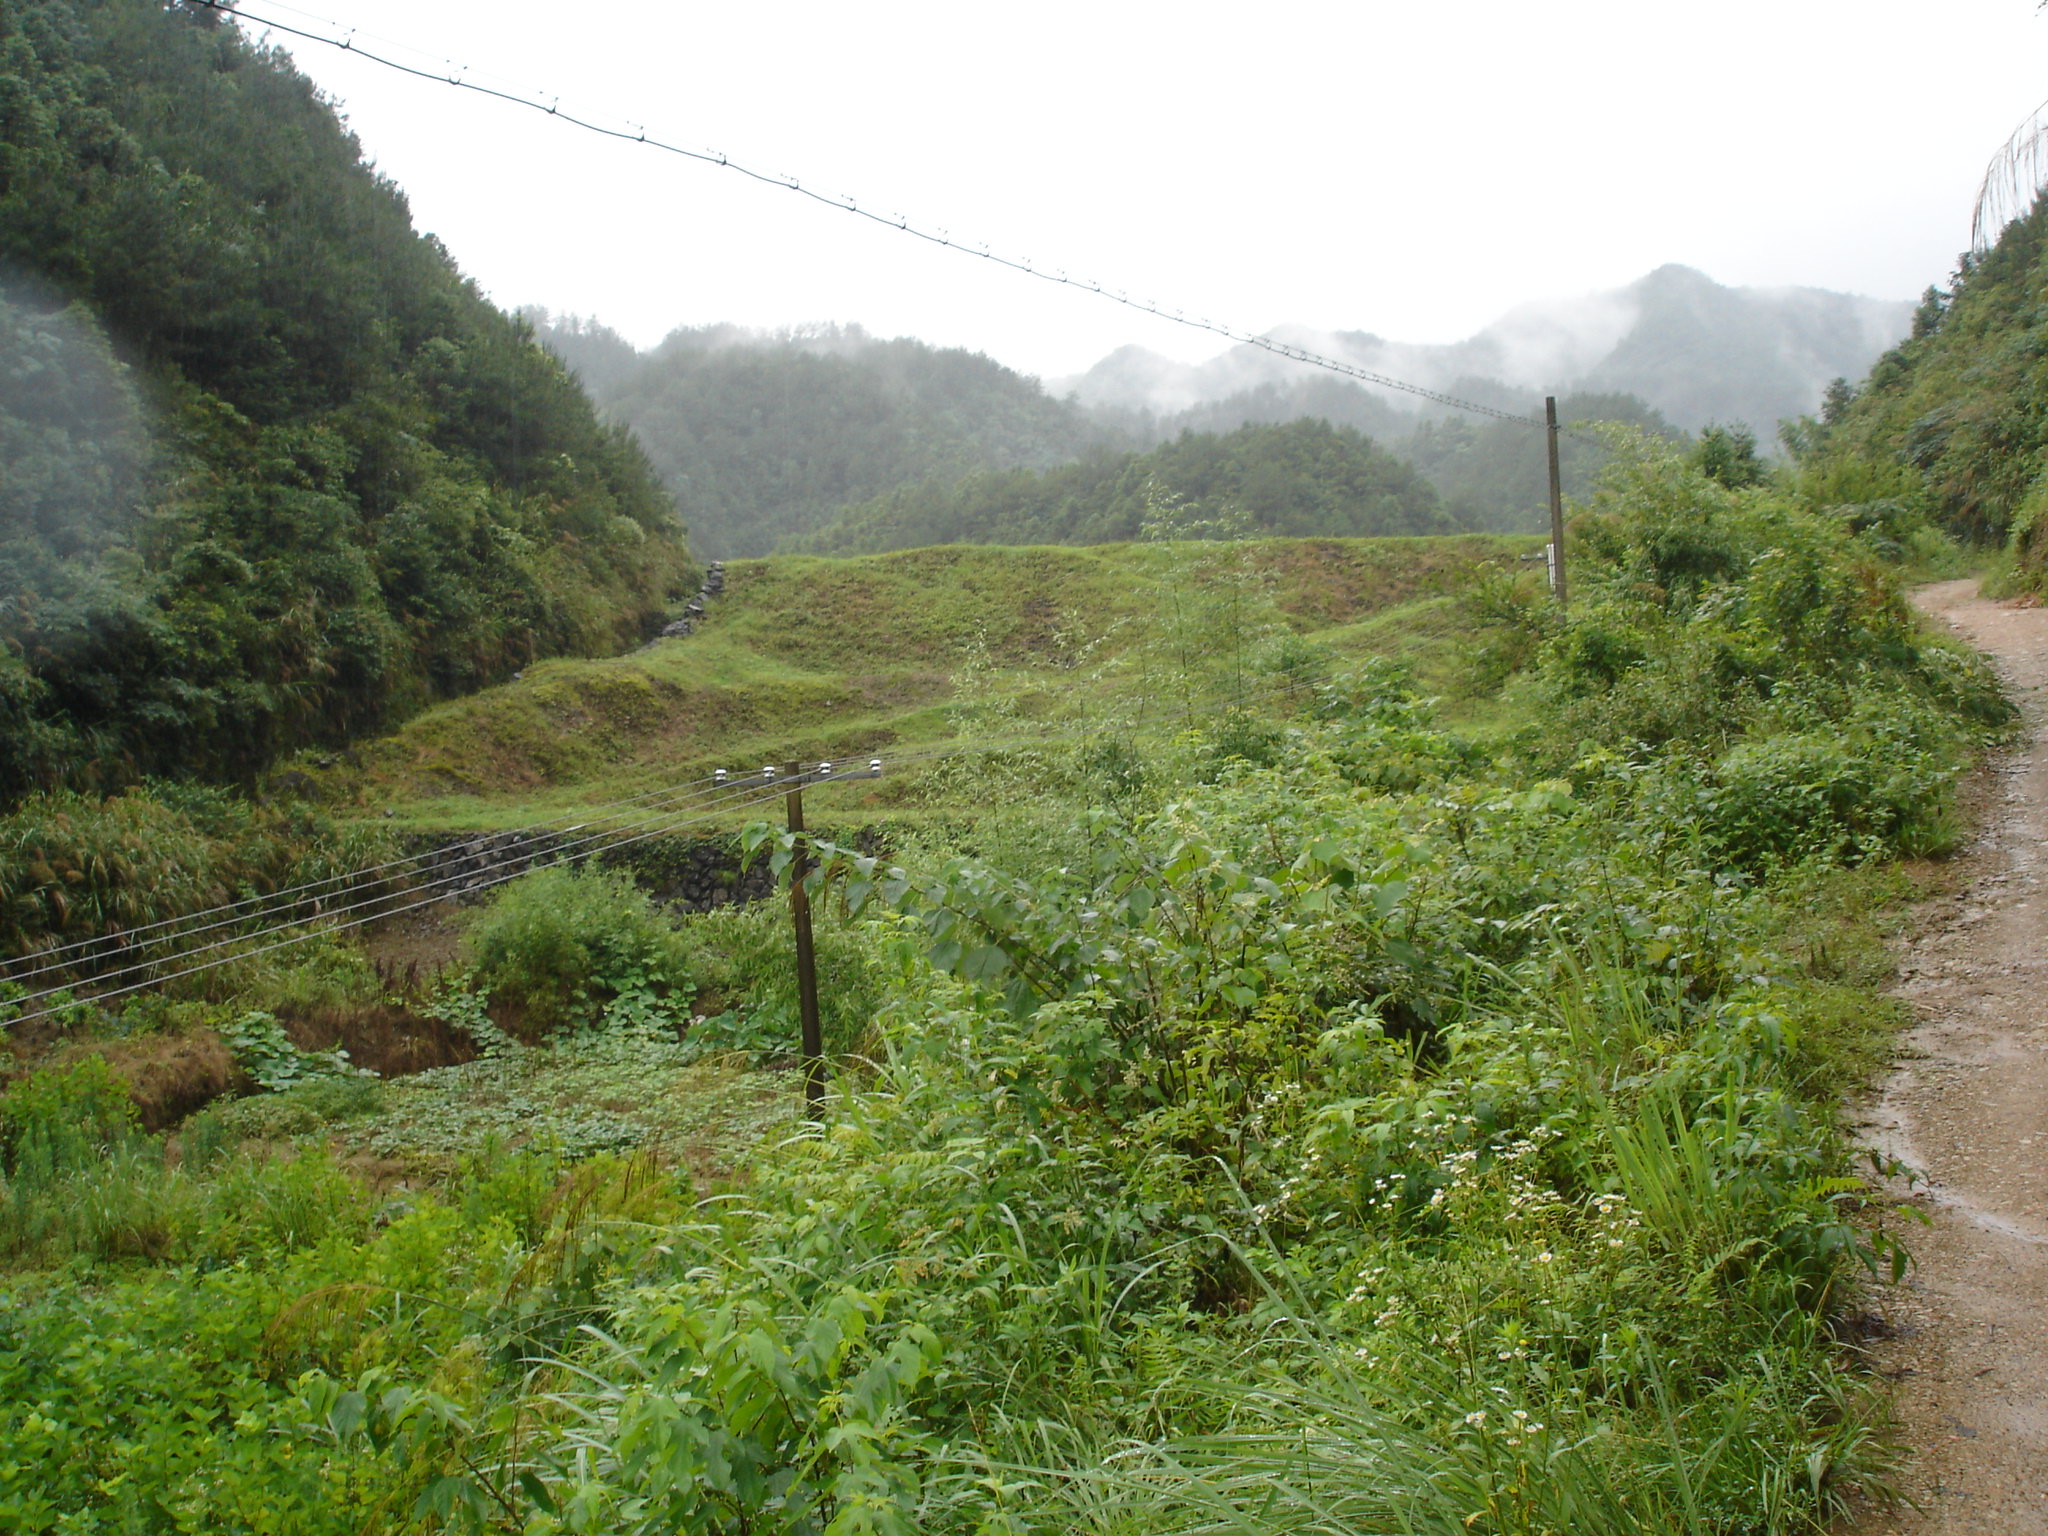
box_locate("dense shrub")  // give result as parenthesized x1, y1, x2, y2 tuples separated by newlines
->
(1796, 190, 2048, 586)
(1701, 710, 1959, 867)
(0, 784, 398, 991)
(676, 898, 889, 1058)
(465, 865, 692, 1033)
(1512, 437, 2011, 872)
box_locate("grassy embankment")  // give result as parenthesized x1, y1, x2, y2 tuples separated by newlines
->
(320, 535, 1537, 830)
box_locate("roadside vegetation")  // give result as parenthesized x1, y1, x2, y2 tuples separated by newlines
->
(0, 430, 2015, 1533)
(1788, 191, 2048, 593)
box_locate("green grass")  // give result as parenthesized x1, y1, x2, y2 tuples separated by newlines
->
(310, 535, 1539, 831)
(217, 1035, 792, 1182)
(1757, 860, 1945, 1100)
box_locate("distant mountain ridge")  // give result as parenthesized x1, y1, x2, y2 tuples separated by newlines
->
(532, 319, 1119, 558)
(1058, 266, 1914, 443)
(535, 266, 1906, 557)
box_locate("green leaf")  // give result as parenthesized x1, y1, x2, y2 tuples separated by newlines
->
(962, 944, 1010, 982)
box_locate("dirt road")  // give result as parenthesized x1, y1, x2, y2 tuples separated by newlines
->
(1849, 579, 2048, 1534)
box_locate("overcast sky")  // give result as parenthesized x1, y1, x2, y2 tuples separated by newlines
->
(255, 0, 2048, 381)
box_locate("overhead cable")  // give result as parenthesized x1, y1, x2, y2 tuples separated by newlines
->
(2, 648, 1438, 1034)
(0, 774, 786, 1010)
(0, 769, 753, 983)
(5, 663, 1338, 1013)
(195, 0, 1556, 432)
(0, 776, 801, 1030)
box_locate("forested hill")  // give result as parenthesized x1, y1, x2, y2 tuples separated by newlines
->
(797, 418, 1457, 555)
(1148, 383, 1680, 533)
(0, 0, 690, 805)
(1800, 196, 2048, 588)
(530, 318, 1121, 558)
(536, 310, 1688, 543)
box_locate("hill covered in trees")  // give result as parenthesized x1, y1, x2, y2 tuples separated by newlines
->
(0, 0, 690, 803)
(531, 318, 1120, 558)
(1137, 382, 1682, 533)
(797, 418, 1457, 554)
(1797, 195, 2048, 588)
(1402, 392, 1683, 530)
(538, 315, 1675, 546)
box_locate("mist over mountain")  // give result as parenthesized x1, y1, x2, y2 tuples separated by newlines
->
(1060, 266, 1914, 445)
(535, 264, 1889, 555)
(531, 319, 1121, 558)
(535, 316, 1663, 550)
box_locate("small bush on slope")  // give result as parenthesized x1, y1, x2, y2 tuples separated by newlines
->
(464, 865, 694, 1035)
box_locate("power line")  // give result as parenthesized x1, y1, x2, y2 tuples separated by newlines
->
(200, 0, 1554, 432)
(0, 662, 1344, 1025)
(2, 652, 1329, 1003)
(0, 775, 802, 1030)
(0, 773, 789, 1010)
(0, 770, 751, 983)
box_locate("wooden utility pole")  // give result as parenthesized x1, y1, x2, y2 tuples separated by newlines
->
(783, 761, 825, 1116)
(1544, 396, 1568, 607)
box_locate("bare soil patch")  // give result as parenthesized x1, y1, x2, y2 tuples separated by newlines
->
(279, 1002, 477, 1078)
(1845, 578, 2048, 1534)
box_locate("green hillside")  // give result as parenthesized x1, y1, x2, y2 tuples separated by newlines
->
(327, 534, 1526, 826)
(0, 0, 689, 803)
(538, 320, 1121, 558)
(800, 419, 1457, 556)
(0, 435, 2011, 1531)
(1797, 194, 2048, 584)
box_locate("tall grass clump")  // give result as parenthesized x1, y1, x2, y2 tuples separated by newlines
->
(0, 1057, 371, 1267)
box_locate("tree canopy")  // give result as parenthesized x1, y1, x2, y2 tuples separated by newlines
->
(538, 321, 1121, 558)
(798, 418, 1459, 554)
(0, 0, 690, 801)
(1794, 192, 2048, 584)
